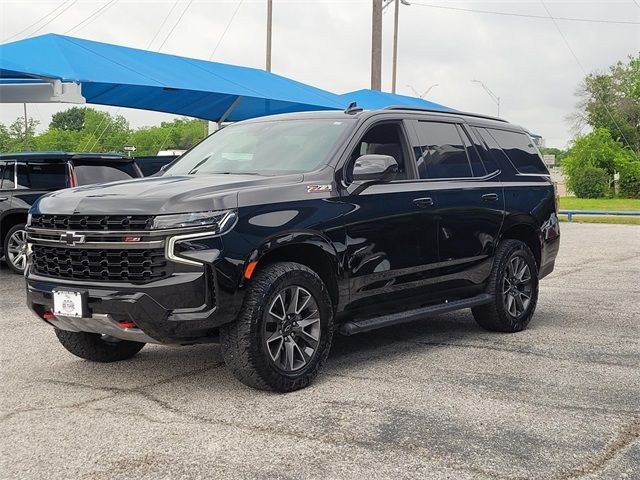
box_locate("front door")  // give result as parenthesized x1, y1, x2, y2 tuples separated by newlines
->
(340, 120, 440, 316)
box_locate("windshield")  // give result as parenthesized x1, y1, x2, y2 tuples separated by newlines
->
(165, 118, 353, 176)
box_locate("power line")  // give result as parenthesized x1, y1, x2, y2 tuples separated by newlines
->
(85, 0, 193, 152)
(157, 0, 194, 51)
(147, 0, 181, 50)
(64, 0, 119, 35)
(209, 0, 244, 60)
(538, 0, 637, 159)
(2, 0, 70, 42)
(28, 0, 79, 36)
(412, 2, 640, 25)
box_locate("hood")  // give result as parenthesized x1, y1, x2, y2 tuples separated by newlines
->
(33, 173, 304, 215)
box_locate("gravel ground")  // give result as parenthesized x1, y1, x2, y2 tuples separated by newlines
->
(0, 222, 638, 480)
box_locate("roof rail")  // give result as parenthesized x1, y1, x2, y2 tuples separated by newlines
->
(383, 105, 508, 123)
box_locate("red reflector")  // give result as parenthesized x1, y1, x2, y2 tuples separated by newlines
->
(43, 312, 55, 321)
(119, 321, 137, 329)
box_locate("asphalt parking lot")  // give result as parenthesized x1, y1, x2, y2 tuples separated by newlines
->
(0, 222, 638, 480)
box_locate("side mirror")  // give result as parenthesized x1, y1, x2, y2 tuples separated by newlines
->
(352, 154, 398, 183)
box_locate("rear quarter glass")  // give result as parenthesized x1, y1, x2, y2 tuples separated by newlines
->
(485, 128, 549, 175)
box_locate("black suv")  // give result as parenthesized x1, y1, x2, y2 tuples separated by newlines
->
(25, 107, 560, 392)
(0, 152, 142, 273)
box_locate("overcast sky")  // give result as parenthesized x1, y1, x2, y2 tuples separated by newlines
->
(1, 0, 639, 149)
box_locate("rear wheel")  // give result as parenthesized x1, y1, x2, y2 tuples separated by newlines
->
(220, 262, 334, 392)
(55, 329, 145, 362)
(4, 223, 28, 274)
(472, 239, 539, 332)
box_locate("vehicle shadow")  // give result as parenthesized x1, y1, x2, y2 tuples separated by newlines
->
(47, 311, 485, 393)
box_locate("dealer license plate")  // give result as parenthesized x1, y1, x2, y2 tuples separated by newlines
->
(53, 290, 85, 318)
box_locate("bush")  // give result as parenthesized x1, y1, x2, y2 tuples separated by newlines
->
(617, 160, 640, 198)
(571, 166, 610, 198)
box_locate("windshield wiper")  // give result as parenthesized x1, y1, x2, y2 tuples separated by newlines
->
(205, 171, 264, 176)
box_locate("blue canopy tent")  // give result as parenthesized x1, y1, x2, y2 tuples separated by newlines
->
(0, 34, 347, 121)
(339, 89, 452, 111)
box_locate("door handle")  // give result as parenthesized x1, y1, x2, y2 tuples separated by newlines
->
(0, 197, 8, 202)
(413, 197, 434, 208)
(482, 193, 499, 202)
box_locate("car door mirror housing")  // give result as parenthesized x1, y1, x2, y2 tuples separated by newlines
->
(352, 154, 398, 183)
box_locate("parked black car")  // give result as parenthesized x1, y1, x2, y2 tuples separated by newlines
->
(25, 107, 560, 391)
(134, 155, 178, 176)
(0, 152, 143, 273)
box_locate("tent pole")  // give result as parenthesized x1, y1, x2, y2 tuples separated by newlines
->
(219, 96, 244, 124)
(23, 103, 30, 151)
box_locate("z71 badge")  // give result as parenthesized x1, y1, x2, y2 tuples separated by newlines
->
(307, 185, 332, 193)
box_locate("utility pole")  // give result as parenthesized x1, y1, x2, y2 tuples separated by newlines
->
(391, 0, 400, 93)
(266, 0, 273, 72)
(23, 103, 29, 151)
(371, 0, 382, 90)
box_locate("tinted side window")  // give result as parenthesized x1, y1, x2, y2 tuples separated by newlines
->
(414, 121, 471, 179)
(1, 162, 16, 189)
(458, 126, 486, 177)
(72, 161, 139, 185)
(17, 163, 68, 190)
(476, 128, 511, 173)
(348, 123, 408, 181)
(487, 128, 548, 175)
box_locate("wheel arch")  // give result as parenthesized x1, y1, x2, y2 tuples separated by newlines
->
(246, 232, 342, 310)
(1, 209, 28, 246)
(499, 219, 542, 271)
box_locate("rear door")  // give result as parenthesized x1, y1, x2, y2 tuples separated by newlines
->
(408, 119, 505, 294)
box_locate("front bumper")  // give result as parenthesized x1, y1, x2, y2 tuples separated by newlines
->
(26, 264, 240, 344)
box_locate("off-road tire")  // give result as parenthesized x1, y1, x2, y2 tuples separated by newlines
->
(55, 329, 145, 362)
(472, 239, 539, 332)
(220, 261, 334, 392)
(4, 223, 27, 274)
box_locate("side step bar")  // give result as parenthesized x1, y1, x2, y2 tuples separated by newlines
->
(339, 293, 493, 336)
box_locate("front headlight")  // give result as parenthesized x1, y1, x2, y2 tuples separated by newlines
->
(152, 209, 236, 232)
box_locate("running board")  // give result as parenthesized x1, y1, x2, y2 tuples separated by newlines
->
(339, 293, 493, 336)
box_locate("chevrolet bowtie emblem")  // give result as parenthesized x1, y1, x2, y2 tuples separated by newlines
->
(60, 231, 86, 246)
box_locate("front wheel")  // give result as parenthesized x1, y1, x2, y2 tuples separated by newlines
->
(4, 223, 28, 274)
(220, 262, 334, 392)
(55, 329, 145, 362)
(472, 239, 539, 332)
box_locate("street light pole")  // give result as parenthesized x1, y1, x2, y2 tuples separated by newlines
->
(371, 0, 382, 90)
(266, 0, 272, 72)
(406, 83, 439, 98)
(471, 79, 500, 117)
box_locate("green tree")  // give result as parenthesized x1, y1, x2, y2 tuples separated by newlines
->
(7, 117, 40, 151)
(79, 109, 131, 153)
(0, 124, 11, 152)
(570, 165, 609, 198)
(125, 118, 207, 156)
(563, 128, 637, 198)
(574, 54, 640, 152)
(50, 107, 87, 131)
